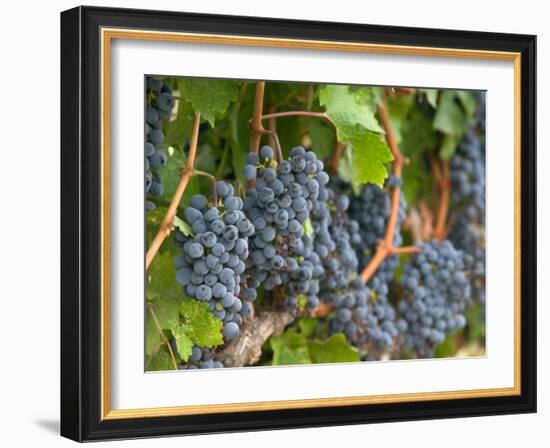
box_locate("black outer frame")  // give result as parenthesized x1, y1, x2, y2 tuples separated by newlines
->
(60, 5, 536, 442)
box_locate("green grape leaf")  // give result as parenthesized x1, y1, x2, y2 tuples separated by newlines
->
(169, 318, 193, 362)
(160, 100, 195, 149)
(147, 346, 174, 371)
(336, 145, 356, 189)
(146, 206, 168, 224)
(179, 300, 223, 348)
(434, 334, 457, 358)
(194, 143, 221, 175)
(370, 86, 385, 107)
(298, 317, 317, 339)
(352, 86, 378, 110)
(440, 134, 460, 160)
(455, 90, 477, 120)
(420, 88, 439, 108)
(145, 309, 162, 356)
(319, 85, 390, 186)
(306, 117, 335, 160)
(146, 251, 182, 302)
(386, 94, 414, 144)
(145, 297, 182, 357)
(302, 218, 314, 237)
(433, 91, 466, 137)
(229, 135, 248, 186)
(173, 215, 192, 237)
(265, 82, 309, 109)
(319, 84, 384, 135)
(145, 250, 183, 357)
(159, 150, 185, 200)
(146, 206, 168, 243)
(401, 154, 431, 204)
(270, 330, 311, 365)
(274, 117, 304, 160)
(400, 107, 438, 157)
(307, 334, 360, 364)
(177, 79, 241, 126)
(345, 126, 393, 187)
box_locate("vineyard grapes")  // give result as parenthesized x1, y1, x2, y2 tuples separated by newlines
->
(243, 146, 328, 311)
(322, 178, 405, 351)
(449, 102, 486, 304)
(397, 240, 473, 357)
(145, 77, 176, 212)
(173, 182, 254, 367)
(310, 187, 397, 349)
(144, 79, 486, 371)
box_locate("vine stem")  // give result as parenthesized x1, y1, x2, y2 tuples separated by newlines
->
(248, 83, 285, 162)
(257, 110, 335, 163)
(266, 105, 277, 149)
(147, 303, 178, 370)
(433, 159, 451, 240)
(360, 98, 420, 283)
(249, 81, 265, 154)
(145, 112, 201, 270)
(258, 110, 342, 170)
(215, 141, 230, 179)
(260, 110, 333, 125)
(193, 169, 218, 204)
(419, 200, 435, 242)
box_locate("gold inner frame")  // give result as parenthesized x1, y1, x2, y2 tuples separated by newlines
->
(100, 28, 522, 420)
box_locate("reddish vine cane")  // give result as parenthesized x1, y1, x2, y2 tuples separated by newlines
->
(359, 99, 421, 283)
(248, 82, 283, 162)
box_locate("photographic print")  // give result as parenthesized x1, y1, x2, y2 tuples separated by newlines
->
(61, 7, 536, 440)
(144, 77, 486, 371)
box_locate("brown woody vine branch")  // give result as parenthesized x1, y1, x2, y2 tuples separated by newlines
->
(145, 112, 201, 270)
(259, 110, 338, 167)
(247, 83, 283, 162)
(249, 81, 266, 154)
(260, 110, 334, 125)
(360, 97, 421, 283)
(216, 310, 294, 367)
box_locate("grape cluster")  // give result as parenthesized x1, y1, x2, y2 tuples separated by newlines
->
(314, 189, 359, 294)
(329, 275, 399, 351)
(449, 100, 486, 304)
(173, 181, 255, 351)
(164, 134, 483, 369)
(145, 77, 176, 211)
(450, 128, 485, 225)
(243, 146, 328, 311)
(322, 178, 403, 350)
(397, 240, 472, 357)
(309, 187, 398, 351)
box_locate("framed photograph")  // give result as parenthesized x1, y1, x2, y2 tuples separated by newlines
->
(60, 6, 536, 442)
